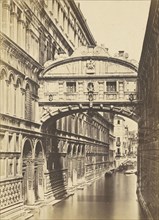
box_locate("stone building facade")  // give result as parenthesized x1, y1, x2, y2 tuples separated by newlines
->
(137, 0, 159, 219)
(114, 115, 127, 157)
(0, 0, 115, 219)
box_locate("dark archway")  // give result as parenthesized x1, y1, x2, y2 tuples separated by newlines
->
(22, 139, 33, 205)
(34, 141, 44, 201)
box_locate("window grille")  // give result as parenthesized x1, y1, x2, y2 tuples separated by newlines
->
(66, 82, 76, 93)
(106, 82, 116, 92)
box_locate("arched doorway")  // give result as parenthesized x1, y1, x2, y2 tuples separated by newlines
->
(22, 139, 33, 205)
(34, 141, 44, 201)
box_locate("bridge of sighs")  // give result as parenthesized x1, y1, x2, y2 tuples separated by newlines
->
(38, 45, 138, 125)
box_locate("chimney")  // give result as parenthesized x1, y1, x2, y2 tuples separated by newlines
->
(118, 51, 124, 56)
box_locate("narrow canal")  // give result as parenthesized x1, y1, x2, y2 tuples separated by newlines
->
(30, 173, 145, 220)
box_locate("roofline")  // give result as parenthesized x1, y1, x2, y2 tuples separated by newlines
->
(40, 55, 138, 77)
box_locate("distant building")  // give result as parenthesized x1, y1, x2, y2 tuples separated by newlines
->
(114, 115, 137, 158)
(128, 131, 138, 155)
(114, 115, 126, 157)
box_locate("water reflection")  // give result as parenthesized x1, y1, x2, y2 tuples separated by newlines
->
(30, 173, 145, 220)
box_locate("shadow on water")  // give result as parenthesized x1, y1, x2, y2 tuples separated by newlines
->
(30, 172, 146, 220)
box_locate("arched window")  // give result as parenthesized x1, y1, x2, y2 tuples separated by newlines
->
(15, 79, 22, 117)
(77, 145, 81, 155)
(73, 145, 76, 156)
(82, 145, 85, 155)
(25, 84, 32, 121)
(35, 142, 43, 159)
(75, 116, 78, 134)
(0, 69, 7, 113)
(8, 74, 15, 116)
(67, 144, 72, 155)
(23, 139, 32, 159)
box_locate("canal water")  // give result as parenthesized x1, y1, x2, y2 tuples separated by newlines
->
(30, 172, 145, 220)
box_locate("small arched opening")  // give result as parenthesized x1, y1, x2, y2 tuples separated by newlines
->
(67, 144, 72, 156)
(34, 141, 44, 201)
(22, 139, 33, 205)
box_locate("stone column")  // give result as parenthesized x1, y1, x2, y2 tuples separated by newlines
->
(78, 81, 84, 100)
(34, 99, 39, 123)
(26, 27, 32, 54)
(17, 87, 21, 117)
(10, 9, 17, 42)
(98, 81, 104, 100)
(58, 81, 64, 100)
(0, 76, 4, 113)
(27, 160, 35, 205)
(72, 157, 77, 186)
(14, 85, 17, 116)
(20, 88, 25, 119)
(5, 80, 9, 114)
(22, 19, 26, 51)
(2, 0, 10, 36)
(54, 0, 58, 21)
(67, 156, 73, 188)
(118, 81, 124, 99)
(37, 162, 44, 200)
(0, 1, 2, 32)
(11, 83, 15, 116)
(31, 97, 35, 122)
(17, 19, 24, 48)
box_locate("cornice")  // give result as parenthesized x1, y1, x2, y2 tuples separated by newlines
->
(0, 32, 43, 73)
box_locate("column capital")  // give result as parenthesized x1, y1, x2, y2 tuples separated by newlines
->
(20, 88, 25, 94)
(2, 0, 11, 8)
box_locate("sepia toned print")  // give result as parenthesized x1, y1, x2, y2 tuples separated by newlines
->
(0, 0, 158, 220)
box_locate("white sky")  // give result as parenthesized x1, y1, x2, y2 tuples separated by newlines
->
(75, 0, 151, 130)
(76, 0, 151, 62)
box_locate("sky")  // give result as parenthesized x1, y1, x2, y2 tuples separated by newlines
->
(75, 0, 151, 130)
(76, 0, 151, 62)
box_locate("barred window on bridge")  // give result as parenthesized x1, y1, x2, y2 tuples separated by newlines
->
(66, 82, 76, 93)
(106, 82, 116, 92)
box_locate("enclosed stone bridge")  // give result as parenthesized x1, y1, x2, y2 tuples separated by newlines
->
(39, 46, 138, 125)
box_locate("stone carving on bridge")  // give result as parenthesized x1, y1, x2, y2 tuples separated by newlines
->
(87, 82, 94, 101)
(86, 59, 95, 74)
(73, 46, 110, 57)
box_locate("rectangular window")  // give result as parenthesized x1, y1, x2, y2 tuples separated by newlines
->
(116, 137, 121, 147)
(117, 137, 120, 142)
(117, 148, 120, 154)
(106, 82, 116, 92)
(66, 82, 76, 93)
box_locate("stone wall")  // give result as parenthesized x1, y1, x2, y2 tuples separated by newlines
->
(138, 1, 159, 219)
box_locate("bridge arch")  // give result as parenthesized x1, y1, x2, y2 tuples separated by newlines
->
(40, 104, 138, 130)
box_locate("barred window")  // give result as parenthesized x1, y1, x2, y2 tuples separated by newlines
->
(117, 137, 120, 142)
(66, 82, 76, 93)
(106, 82, 116, 92)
